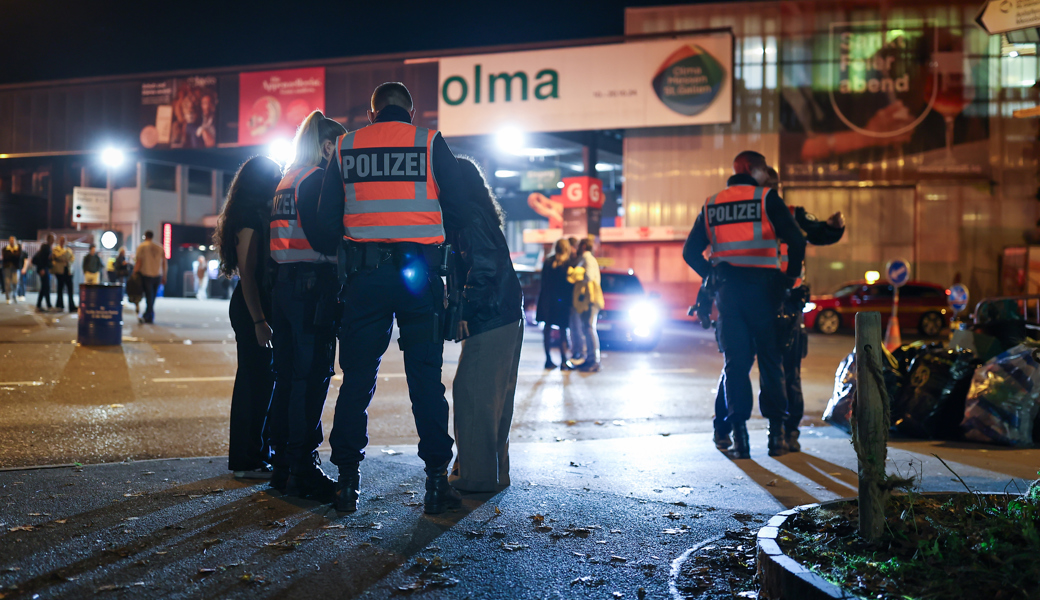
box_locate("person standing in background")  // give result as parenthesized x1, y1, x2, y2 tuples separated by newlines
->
(566, 235, 603, 372)
(134, 231, 167, 324)
(3, 237, 24, 304)
(51, 236, 76, 311)
(82, 244, 102, 285)
(195, 256, 208, 300)
(535, 238, 574, 369)
(33, 234, 54, 312)
(566, 236, 585, 361)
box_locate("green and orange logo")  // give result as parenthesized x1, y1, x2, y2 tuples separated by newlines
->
(652, 45, 726, 116)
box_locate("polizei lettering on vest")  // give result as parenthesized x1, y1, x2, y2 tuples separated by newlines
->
(705, 200, 761, 228)
(272, 190, 296, 219)
(342, 147, 427, 184)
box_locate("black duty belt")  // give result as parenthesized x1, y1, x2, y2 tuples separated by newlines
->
(275, 262, 336, 282)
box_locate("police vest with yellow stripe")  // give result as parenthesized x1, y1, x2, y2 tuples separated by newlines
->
(270, 166, 333, 264)
(703, 185, 780, 269)
(335, 121, 445, 245)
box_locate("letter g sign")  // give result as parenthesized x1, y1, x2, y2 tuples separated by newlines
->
(566, 183, 584, 202)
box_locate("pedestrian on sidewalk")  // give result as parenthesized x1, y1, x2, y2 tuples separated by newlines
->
(2, 237, 24, 304)
(51, 236, 76, 312)
(565, 236, 603, 372)
(446, 157, 524, 493)
(195, 256, 208, 300)
(215, 156, 282, 480)
(134, 231, 167, 324)
(82, 244, 102, 285)
(32, 234, 53, 311)
(113, 248, 130, 285)
(535, 238, 573, 369)
(17, 253, 29, 301)
(566, 236, 585, 361)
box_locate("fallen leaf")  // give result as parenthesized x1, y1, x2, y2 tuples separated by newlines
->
(766, 479, 779, 487)
(535, 525, 553, 533)
(240, 573, 265, 584)
(664, 512, 682, 520)
(108, 404, 124, 408)
(322, 524, 346, 529)
(610, 529, 622, 534)
(611, 556, 627, 562)
(500, 542, 529, 552)
(613, 593, 625, 599)
(95, 582, 146, 593)
(381, 449, 400, 455)
(529, 514, 545, 524)
(202, 538, 223, 549)
(198, 568, 216, 575)
(565, 420, 577, 426)
(8, 526, 33, 532)
(494, 506, 502, 516)
(570, 576, 605, 587)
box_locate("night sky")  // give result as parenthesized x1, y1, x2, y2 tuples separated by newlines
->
(0, 0, 708, 85)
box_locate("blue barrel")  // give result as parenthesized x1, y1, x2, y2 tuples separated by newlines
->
(77, 284, 124, 346)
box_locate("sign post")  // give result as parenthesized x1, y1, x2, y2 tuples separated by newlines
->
(948, 283, 970, 318)
(72, 187, 111, 225)
(884, 259, 911, 351)
(976, 0, 1040, 35)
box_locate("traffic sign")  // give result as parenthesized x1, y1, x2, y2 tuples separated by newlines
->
(72, 187, 110, 224)
(885, 259, 911, 287)
(976, 0, 1040, 35)
(949, 284, 970, 314)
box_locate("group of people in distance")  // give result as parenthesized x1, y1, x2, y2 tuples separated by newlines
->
(536, 235, 603, 372)
(212, 82, 523, 514)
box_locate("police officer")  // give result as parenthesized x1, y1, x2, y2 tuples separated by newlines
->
(770, 168, 845, 451)
(683, 151, 806, 459)
(307, 82, 469, 514)
(267, 110, 346, 498)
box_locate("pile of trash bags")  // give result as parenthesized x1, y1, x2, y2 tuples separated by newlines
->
(824, 341, 1040, 446)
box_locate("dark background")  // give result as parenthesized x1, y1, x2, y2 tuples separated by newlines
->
(0, 0, 709, 86)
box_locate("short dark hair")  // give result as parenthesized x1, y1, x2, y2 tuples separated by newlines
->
(733, 151, 767, 175)
(144, 230, 154, 239)
(371, 82, 413, 112)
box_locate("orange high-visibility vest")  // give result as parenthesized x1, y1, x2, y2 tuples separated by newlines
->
(270, 166, 333, 264)
(335, 121, 444, 245)
(703, 185, 780, 269)
(778, 205, 805, 287)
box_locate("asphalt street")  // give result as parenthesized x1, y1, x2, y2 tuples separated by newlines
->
(1, 295, 1038, 599)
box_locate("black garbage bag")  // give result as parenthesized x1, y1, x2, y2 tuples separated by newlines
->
(823, 349, 856, 432)
(921, 351, 981, 440)
(893, 347, 960, 438)
(962, 343, 1040, 446)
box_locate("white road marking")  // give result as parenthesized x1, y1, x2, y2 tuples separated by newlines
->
(0, 381, 45, 387)
(152, 376, 235, 383)
(159, 367, 702, 384)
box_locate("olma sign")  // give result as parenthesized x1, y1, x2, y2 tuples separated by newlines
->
(437, 34, 733, 137)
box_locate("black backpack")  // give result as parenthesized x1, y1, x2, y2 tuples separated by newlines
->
(32, 246, 49, 270)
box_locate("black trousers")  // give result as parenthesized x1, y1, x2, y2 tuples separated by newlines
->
(783, 325, 807, 432)
(228, 284, 275, 471)
(36, 269, 51, 308)
(140, 275, 160, 322)
(329, 254, 453, 469)
(269, 265, 338, 470)
(54, 273, 75, 310)
(716, 274, 788, 428)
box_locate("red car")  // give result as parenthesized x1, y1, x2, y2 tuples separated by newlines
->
(804, 280, 950, 336)
(596, 269, 664, 350)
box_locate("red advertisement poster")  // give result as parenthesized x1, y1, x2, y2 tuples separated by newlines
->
(238, 67, 325, 146)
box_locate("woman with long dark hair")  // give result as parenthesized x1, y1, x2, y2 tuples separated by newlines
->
(445, 157, 524, 493)
(536, 238, 573, 368)
(214, 156, 283, 480)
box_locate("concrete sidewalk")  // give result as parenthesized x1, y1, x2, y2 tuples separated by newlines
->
(1, 428, 1035, 599)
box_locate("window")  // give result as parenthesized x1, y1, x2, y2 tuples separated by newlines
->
(900, 285, 945, 298)
(832, 284, 860, 297)
(145, 163, 177, 191)
(188, 168, 212, 195)
(601, 274, 644, 295)
(866, 285, 894, 299)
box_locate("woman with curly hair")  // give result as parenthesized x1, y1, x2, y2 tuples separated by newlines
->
(214, 156, 283, 480)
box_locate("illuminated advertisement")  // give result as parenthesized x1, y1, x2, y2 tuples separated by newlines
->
(238, 67, 325, 146)
(140, 76, 219, 149)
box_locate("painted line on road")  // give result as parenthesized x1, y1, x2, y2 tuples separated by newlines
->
(158, 367, 703, 384)
(0, 381, 45, 387)
(152, 376, 235, 383)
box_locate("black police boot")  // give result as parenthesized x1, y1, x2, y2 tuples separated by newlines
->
(334, 464, 361, 513)
(725, 421, 750, 459)
(270, 465, 290, 493)
(286, 452, 336, 501)
(713, 430, 732, 450)
(423, 464, 462, 515)
(785, 428, 801, 453)
(767, 420, 788, 457)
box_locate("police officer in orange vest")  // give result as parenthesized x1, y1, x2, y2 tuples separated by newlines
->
(683, 151, 806, 459)
(267, 111, 346, 499)
(307, 82, 469, 514)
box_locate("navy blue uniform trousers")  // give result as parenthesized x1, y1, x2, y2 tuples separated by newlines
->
(329, 258, 453, 469)
(268, 264, 338, 470)
(714, 274, 788, 432)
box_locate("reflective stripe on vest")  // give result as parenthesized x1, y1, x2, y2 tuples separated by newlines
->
(778, 205, 804, 287)
(270, 166, 333, 264)
(703, 185, 780, 269)
(337, 122, 445, 245)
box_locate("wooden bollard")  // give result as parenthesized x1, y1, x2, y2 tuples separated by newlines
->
(855, 311, 887, 541)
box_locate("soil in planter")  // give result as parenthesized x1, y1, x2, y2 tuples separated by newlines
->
(778, 493, 1040, 600)
(673, 527, 759, 599)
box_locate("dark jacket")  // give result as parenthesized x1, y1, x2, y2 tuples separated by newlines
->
(307, 106, 469, 256)
(32, 244, 52, 272)
(448, 207, 523, 337)
(535, 254, 573, 327)
(82, 253, 102, 274)
(795, 207, 844, 246)
(2, 245, 23, 269)
(682, 173, 806, 285)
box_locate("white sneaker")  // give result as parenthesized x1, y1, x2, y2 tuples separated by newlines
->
(5, 299, 10, 304)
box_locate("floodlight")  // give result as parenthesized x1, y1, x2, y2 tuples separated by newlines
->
(268, 139, 295, 165)
(496, 127, 525, 153)
(101, 148, 124, 167)
(100, 231, 118, 250)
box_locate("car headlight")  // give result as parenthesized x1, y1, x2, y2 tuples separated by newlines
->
(802, 301, 817, 313)
(628, 302, 660, 330)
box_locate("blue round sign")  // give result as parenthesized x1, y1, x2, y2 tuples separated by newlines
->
(949, 284, 969, 313)
(885, 259, 911, 287)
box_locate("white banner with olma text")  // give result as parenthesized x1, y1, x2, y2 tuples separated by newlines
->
(437, 34, 733, 137)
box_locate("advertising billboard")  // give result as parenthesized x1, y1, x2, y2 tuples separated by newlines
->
(139, 76, 219, 149)
(779, 21, 991, 182)
(437, 34, 733, 136)
(238, 67, 326, 146)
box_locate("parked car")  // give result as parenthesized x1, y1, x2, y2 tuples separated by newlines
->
(597, 269, 664, 350)
(804, 280, 950, 336)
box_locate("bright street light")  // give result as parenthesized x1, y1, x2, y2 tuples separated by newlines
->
(267, 139, 295, 165)
(496, 127, 525, 154)
(100, 231, 118, 250)
(495, 170, 519, 178)
(101, 148, 124, 167)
